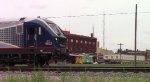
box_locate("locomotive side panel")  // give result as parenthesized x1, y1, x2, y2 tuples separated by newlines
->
(0, 23, 24, 48)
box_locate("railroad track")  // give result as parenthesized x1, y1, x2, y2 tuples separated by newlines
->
(0, 66, 150, 73)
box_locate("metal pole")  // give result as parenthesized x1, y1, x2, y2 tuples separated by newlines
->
(103, 12, 105, 49)
(117, 43, 124, 64)
(135, 4, 138, 67)
(93, 24, 94, 37)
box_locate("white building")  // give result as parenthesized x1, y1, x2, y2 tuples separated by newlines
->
(104, 54, 145, 64)
(97, 48, 145, 64)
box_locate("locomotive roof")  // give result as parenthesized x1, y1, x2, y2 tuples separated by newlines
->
(0, 21, 22, 28)
(0, 18, 66, 38)
(25, 18, 66, 38)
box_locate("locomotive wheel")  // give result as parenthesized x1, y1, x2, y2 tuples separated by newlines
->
(9, 62, 15, 66)
(34, 54, 45, 67)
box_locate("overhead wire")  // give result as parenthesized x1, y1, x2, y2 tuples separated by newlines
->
(45, 12, 150, 19)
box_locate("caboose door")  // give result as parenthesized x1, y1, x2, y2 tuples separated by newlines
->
(24, 23, 38, 47)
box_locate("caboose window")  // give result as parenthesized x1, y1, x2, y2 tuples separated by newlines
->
(16, 24, 23, 34)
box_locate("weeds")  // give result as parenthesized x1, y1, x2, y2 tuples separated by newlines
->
(0, 72, 149, 82)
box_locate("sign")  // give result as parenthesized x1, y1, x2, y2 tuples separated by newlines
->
(45, 40, 52, 45)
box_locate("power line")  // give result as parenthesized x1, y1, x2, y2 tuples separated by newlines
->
(45, 12, 150, 19)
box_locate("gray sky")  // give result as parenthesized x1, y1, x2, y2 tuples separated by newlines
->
(0, 0, 150, 51)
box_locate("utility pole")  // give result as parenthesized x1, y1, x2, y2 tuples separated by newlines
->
(103, 12, 105, 49)
(134, 4, 138, 67)
(117, 43, 124, 64)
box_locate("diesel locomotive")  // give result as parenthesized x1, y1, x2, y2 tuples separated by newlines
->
(0, 17, 68, 66)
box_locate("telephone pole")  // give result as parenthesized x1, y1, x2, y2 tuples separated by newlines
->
(134, 4, 138, 67)
(117, 43, 124, 64)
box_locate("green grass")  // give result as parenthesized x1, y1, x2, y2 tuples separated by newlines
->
(49, 64, 150, 67)
(31, 71, 48, 82)
(0, 72, 150, 82)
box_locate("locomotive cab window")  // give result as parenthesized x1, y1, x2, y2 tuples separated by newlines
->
(38, 27, 42, 35)
(29, 27, 35, 35)
(16, 24, 23, 34)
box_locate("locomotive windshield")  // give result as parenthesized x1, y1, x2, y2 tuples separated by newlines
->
(43, 19, 64, 37)
(42, 19, 67, 47)
(48, 23, 62, 35)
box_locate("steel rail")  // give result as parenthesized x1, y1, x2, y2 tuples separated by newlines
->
(0, 66, 150, 73)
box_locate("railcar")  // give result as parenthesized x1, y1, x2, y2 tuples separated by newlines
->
(0, 17, 68, 66)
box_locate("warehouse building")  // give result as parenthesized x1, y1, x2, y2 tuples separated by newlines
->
(63, 31, 97, 63)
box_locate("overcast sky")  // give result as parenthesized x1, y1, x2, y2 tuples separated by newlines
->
(0, 0, 150, 51)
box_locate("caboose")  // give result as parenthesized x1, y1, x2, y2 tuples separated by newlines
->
(0, 17, 68, 66)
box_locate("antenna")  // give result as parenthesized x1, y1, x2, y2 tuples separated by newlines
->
(68, 17, 71, 32)
(68, 11, 71, 32)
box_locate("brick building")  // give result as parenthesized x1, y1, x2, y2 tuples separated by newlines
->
(63, 31, 97, 56)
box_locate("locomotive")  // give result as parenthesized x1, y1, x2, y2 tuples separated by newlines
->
(0, 17, 68, 66)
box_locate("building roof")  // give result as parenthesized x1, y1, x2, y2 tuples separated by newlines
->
(63, 31, 96, 39)
(97, 48, 115, 55)
(121, 49, 146, 55)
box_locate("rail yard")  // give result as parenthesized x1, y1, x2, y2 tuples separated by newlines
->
(1, 1, 150, 81)
(0, 17, 150, 72)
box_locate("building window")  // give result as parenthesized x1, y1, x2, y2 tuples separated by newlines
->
(76, 40, 78, 43)
(93, 42, 95, 45)
(80, 48, 82, 51)
(111, 56, 113, 59)
(16, 25, 23, 34)
(116, 56, 118, 59)
(89, 42, 91, 44)
(105, 56, 108, 59)
(85, 41, 87, 44)
(80, 40, 83, 43)
(71, 39, 73, 43)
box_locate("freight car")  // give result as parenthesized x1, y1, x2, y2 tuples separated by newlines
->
(0, 17, 68, 66)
